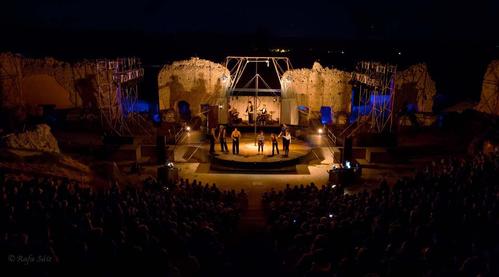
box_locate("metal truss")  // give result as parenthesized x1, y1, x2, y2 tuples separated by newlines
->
(96, 57, 148, 136)
(351, 61, 397, 133)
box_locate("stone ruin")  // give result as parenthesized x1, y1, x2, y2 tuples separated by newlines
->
(0, 52, 114, 119)
(281, 62, 352, 114)
(158, 57, 230, 116)
(475, 60, 499, 116)
(395, 63, 436, 113)
(3, 124, 60, 153)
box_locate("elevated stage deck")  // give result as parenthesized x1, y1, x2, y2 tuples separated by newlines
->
(209, 135, 312, 172)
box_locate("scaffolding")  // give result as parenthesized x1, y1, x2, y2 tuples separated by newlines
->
(351, 61, 397, 133)
(224, 56, 292, 137)
(95, 57, 147, 136)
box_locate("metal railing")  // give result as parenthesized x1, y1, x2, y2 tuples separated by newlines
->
(327, 128, 337, 145)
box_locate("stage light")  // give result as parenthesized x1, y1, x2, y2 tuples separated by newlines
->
(331, 184, 337, 189)
(328, 213, 334, 218)
(186, 126, 191, 132)
(317, 128, 323, 134)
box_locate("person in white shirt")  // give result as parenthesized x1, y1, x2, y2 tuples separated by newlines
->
(280, 130, 291, 157)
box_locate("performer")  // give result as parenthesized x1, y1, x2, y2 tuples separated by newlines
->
(209, 127, 217, 154)
(258, 104, 268, 126)
(231, 127, 241, 155)
(229, 106, 239, 124)
(246, 101, 254, 124)
(282, 130, 291, 157)
(270, 133, 279, 156)
(278, 124, 288, 152)
(257, 130, 265, 154)
(218, 125, 228, 153)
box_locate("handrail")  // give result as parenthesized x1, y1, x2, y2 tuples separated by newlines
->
(327, 128, 337, 145)
(174, 126, 186, 144)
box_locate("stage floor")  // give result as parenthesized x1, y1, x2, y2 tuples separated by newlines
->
(209, 136, 311, 163)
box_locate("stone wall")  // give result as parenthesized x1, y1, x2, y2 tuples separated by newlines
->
(0, 52, 112, 113)
(157, 57, 230, 115)
(395, 63, 436, 113)
(475, 60, 499, 116)
(281, 62, 352, 113)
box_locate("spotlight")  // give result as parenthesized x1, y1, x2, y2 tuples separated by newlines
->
(317, 128, 323, 134)
(186, 126, 191, 132)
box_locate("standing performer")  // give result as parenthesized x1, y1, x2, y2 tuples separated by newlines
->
(270, 133, 279, 156)
(282, 130, 291, 157)
(218, 125, 228, 153)
(278, 124, 288, 152)
(209, 127, 217, 154)
(257, 130, 265, 154)
(231, 127, 241, 155)
(246, 101, 254, 124)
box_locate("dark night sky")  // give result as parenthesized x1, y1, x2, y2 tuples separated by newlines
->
(1, 0, 498, 106)
(2, 0, 498, 39)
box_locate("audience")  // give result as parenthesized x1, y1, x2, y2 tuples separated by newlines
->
(0, 176, 246, 276)
(263, 153, 499, 276)
(2, 152, 498, 276)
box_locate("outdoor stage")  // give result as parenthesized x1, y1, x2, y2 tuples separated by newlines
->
(209, 135, 312, 172)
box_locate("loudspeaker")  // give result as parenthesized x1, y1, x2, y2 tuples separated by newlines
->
(342, 137, 353, 163)
(156, 135, 167, 165)
(157, 166, 179, 185)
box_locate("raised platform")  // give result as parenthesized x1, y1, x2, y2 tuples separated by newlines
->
(209, 136, 312, 172)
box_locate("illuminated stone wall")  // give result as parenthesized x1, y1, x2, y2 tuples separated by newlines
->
(281, 62, 352, 114)
(0, 52, 112, 113)
(157, 57, 230, 115)
(475, 60, 499, 116)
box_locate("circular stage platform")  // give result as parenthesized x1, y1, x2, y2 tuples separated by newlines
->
(209, 136, 312, 172)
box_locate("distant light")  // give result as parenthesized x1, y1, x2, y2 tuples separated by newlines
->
(273, 97, 277, 102)
(219, 104, 223, 109)
(341, 50, 345, 54)
(167, 162, 175, 168)
(331, 184, 337, 189)
(186, 126, 191, 132)
(318, 128, 323, 134)
(398, 51, 402, 56)
(345, 161, 351, 169)
(328, 214, 334, 218)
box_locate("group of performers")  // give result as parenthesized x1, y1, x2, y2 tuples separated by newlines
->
(208, 124, 291, 157)
(229, 101, 272, 126)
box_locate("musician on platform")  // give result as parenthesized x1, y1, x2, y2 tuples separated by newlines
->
(257, 130, 265, 154)
(246, 101, 254, 124)
(218, 125, 228, 153)
(231, 127, 241, 155)
(258, 104, 268, 126)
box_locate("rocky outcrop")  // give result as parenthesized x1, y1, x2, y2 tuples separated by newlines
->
(281, 62, 352, 113)
(3, 124, 60, 153)
(395, 63, 436, 113)
(476, 60, 499, 116)
(157, 57, 230, 115)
